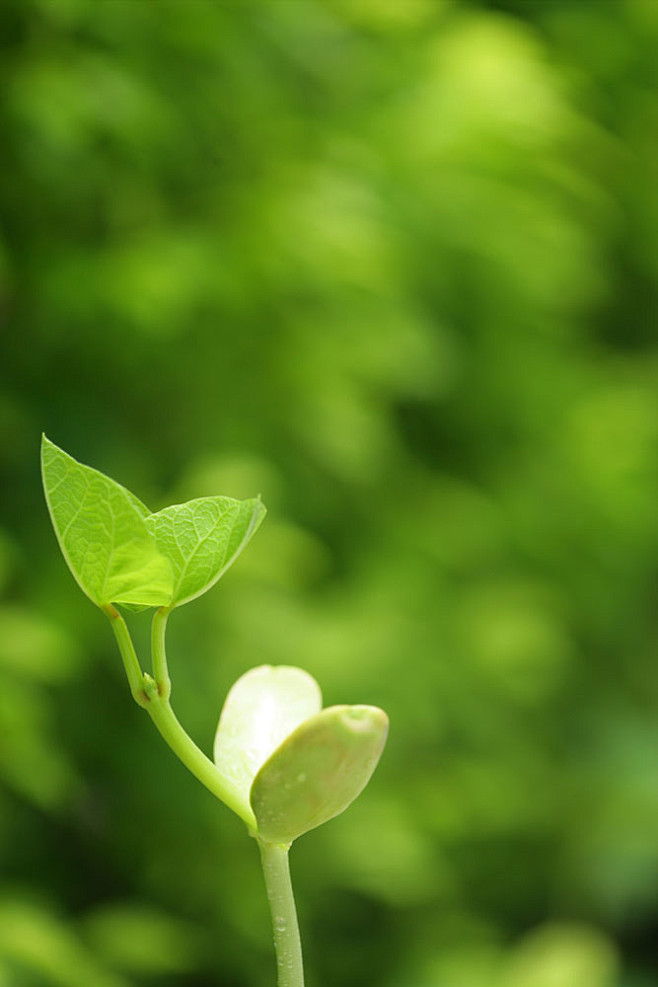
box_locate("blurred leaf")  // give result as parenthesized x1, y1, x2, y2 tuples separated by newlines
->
(0, 528, 15, 596)
(82, 902, 201, 975)
(504, 924, 619, 987)
(0, 674, 78, 809)
(0, 606, 81, 682)
(414, 943, 503, 987)
(326, 793, 446, 905)
(0, 898, 129, 987)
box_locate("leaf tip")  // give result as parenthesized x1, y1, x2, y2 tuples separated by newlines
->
(40, 432, 52, 463)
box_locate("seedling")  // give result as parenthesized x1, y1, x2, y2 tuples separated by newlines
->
(41, 436, 388, 987)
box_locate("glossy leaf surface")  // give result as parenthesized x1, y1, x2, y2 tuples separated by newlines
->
(251, 704, 389, 844)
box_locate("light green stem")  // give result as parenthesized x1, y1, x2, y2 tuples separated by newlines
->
(151, 606, 172, 700)
(258, 840, 305, 987)
(146, 694, 256, 827)
(104, 605, 149, 706)
(104, 607, 257, 830)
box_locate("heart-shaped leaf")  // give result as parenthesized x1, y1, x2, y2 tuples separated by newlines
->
(145, 496, 266, 608)
(251, 705, 389, 845)
(214, 666, 322, 824)
(41, 436, 173, 608)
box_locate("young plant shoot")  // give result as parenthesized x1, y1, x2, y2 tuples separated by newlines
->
(41, 436, 388, 987)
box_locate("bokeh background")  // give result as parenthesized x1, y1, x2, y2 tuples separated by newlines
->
(1, 0, 658, 984)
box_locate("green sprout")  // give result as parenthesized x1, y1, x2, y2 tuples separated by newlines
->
(41, 435, 388, 987)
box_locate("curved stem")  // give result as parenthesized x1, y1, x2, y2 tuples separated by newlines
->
(104, 605, 148, 707)
(151, 606, 172, 699)
(146, 696, 257, 829)
(105, 606, 257, 830)
(258, 839, 305, 987)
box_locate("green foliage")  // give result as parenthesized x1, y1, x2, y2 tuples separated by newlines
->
(2, 0, 658, 983)
(42, 436, 265, 611)
(146, 496, 265, 608)
(0, 897, 129, 987)
(42, 435, 384, 986)
(41, 436, 173, 608)
(82, 903, 202, 977)
(504, 924, 619, 987)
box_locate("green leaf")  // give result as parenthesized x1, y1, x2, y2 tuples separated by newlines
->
(41, 435, 173, 608)
(214, 665, 322, 823)
(145, 496, 266, 607)
(251, 705, 389, 845)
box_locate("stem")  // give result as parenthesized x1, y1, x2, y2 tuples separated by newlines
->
(146, 697, 256, 829)
(105, 606, 257, 830)
(258, 839, 305, 987)
(151, 606, 172, 700)
(104, 605, 148, 707)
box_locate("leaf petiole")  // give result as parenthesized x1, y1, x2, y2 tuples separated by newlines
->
(104, 605, 150, 708)
(151, 606, 172, 700)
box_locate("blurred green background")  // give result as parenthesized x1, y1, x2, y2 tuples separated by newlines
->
(1, 0, 657, 984)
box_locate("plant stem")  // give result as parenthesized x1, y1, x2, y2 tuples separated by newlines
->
(105, 606, 257, 830)
(258, 839, 305, 987)
(146, 696, 256, 829)
(104, 605, 149, 707)
(151, 606, 172, 699)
